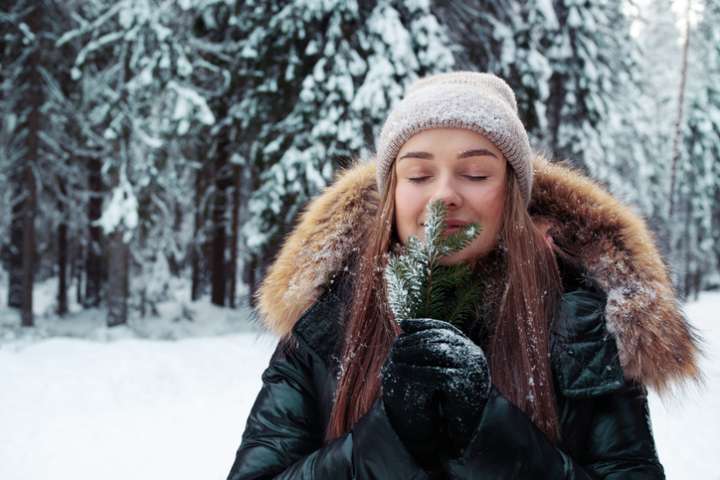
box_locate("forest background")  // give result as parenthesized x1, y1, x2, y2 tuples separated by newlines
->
(1, 0, 718, 332)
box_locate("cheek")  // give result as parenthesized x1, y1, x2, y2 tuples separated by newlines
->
(474, 186, 505, 234)
(488, 194, 505, 229)
(394, 184, 425, 241)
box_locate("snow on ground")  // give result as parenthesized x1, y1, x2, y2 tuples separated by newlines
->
(648, 292, 720, 480)
(0, 333, 278, 480)
(0, 291, 718, 479)
(0, 275, 261, 343)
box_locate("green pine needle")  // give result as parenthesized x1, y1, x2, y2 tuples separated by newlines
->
(384, 200, 482, 326)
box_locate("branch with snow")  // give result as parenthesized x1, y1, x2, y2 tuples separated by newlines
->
(385, 200, 482, 326)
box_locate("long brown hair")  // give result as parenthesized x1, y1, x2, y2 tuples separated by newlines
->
(326, 163, 563, 443)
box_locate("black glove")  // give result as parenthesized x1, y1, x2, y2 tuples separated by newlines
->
(381, 319, 449, 467)
(381, 319, 491, 463)
(428, 323, 491, 456)
(390, 319, 491, 456)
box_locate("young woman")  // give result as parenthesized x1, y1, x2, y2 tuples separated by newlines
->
(227, 72, 700, 479)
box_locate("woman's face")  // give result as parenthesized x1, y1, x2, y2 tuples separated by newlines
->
(394, 128, 507, 265)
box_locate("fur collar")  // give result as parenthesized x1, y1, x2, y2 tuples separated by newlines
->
(255, 156, 700, 392)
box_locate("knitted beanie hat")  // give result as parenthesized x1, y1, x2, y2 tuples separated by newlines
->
(375, 71, 533, 204)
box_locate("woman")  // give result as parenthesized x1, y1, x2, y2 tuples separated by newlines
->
(227, 72, 700, 478)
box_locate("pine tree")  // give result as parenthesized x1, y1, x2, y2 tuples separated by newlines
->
(674, 0, 720, 296)
(630, 0, 684, 251)
(434, 1, 655, 213)
(385, 201, 481, 326)
(61, 0, 217, 324)
(238, 0, 455, 289)
(431, 0, 557, 153)
(187, 0, 256, 307)
(0, 0, 61, 326)
(545, 2, 629, 171)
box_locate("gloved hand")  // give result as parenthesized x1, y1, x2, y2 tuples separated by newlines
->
(381, 319, 491, 463)
(431, 322, 492, 456)
(381, 318, 449, 467)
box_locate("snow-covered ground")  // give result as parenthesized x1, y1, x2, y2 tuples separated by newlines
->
(647, 293, 720, 479)
(1, 292, 718, 480)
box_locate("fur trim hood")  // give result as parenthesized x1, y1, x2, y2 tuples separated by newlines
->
(256, 156, 700, 392)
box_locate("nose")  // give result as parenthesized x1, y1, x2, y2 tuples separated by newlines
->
(430, 176, 462, 209)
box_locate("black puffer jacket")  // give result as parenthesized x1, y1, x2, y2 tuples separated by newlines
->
(227, 272, 664, 479)
(227, 159, 700, 479)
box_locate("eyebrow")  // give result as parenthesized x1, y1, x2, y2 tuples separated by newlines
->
(398, 149, 498, 161)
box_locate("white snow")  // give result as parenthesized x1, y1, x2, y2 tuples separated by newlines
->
(0, 333, 277, 480)
(96, 165, 139, 241)
(647, 292, 720, 479)
(0, 292, 719, 479)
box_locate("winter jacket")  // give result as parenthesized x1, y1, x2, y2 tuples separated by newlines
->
(227, 157, 700, 479)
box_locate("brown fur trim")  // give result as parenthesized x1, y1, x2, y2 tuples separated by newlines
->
(257, 156, 700, 391)
(255, 162, 378, 338)
(530, 156, 700, 391)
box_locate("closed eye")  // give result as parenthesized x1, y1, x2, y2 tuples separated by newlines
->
(464, 175, 488, 181)
(408, 176, 431, 183)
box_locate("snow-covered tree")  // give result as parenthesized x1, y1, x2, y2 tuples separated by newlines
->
(0, 0, 63, 326)
(673, 0, 720, 296)
(432, 0, 557, 143)
(593, 3, 659, 216)
(239, 0, 455, 286)
(186, 1, 247, 307)
(61, 0, 217, 324)
(435, 1, 656, 214)
(544, 2, 627, 170)
(632, 0, 684, 240)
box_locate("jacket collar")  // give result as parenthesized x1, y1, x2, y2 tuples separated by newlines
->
(255, 156, 700, 392)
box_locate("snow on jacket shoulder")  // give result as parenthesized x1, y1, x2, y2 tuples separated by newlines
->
(227, 157, 700, 479)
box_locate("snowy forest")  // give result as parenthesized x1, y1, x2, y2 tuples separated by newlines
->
(1, 0, 718, 330)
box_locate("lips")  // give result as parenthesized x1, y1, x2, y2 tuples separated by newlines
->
(445, 219, 470, 228)
(420, 219, 470, 235)
(443, 225, 465, 235)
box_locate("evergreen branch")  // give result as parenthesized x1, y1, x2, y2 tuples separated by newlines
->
(384, 200, 482, 326)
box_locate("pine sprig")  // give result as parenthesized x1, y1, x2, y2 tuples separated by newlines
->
(384, 200, 483, 327)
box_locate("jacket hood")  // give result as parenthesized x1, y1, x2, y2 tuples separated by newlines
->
(255, 156, 700, 392)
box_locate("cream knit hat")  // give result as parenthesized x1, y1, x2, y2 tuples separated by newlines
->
(375, 71, 533, 204)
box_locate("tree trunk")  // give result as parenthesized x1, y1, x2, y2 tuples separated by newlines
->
(10, 3, 43, 326)
(679, 174, 693, 299)
(243, 255, 257, 307)
(241, 161, 260, 305)
(168, 202, 183, 276)
(191, 163, 205, 301)
(106, 230, 129, 327)
(56, 176, 68, 315)
(85, 156, 103, 307)
(210, 125, 231, 306)
(8, 186, 25, 310)
(106, 46, 132, 327)
(20, 166, 36, 327)
(210, 173, 228, 307)
(75, 240, 84, 306)
(6, 177, 34, 321)
(57, 215, 68, 316)
(228, 164, 241, 308)
(547, 72, 566, 160)
(668, 0, 692, 218)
